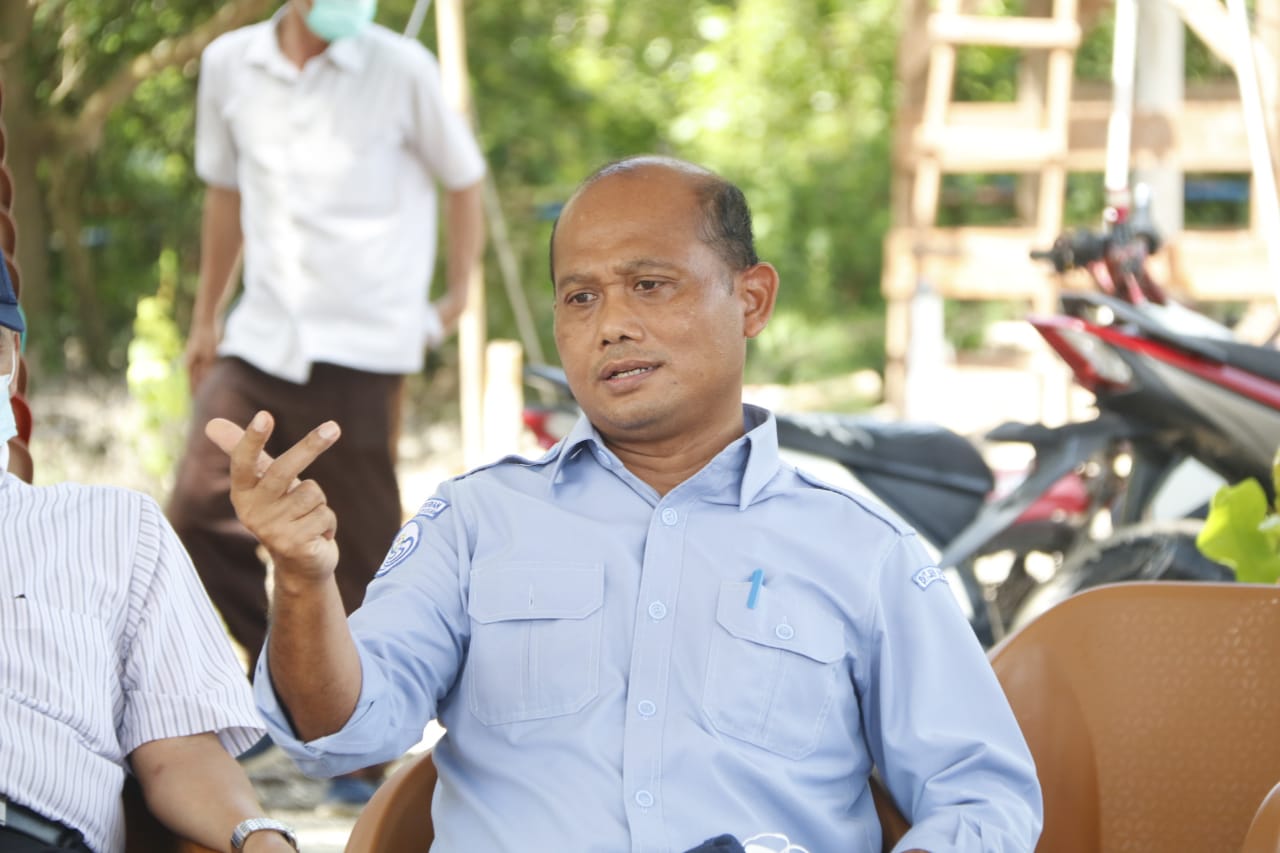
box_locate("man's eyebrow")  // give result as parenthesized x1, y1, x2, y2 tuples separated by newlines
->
(554, 259, 682, 291)
(616, 258, 681, 274)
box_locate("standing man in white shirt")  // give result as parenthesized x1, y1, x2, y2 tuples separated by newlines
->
(0, 253, 295, 853)
(166, 0, 486, 806)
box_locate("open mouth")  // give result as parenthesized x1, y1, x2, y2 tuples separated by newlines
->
(609, 366, 655, 380)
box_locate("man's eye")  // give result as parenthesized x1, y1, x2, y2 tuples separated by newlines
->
(565, 291, 595, 305)
(635, 279, 663, 292)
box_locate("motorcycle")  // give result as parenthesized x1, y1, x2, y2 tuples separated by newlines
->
(1005, 210, 1280, 629)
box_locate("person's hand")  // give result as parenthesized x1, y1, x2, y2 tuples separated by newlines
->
(184, 321, 220, 394)
(433, 289, 467, 337)
(205, 412, 341, 585)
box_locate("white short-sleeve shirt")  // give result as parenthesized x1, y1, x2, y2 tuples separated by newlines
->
(196, 12, 487, 382)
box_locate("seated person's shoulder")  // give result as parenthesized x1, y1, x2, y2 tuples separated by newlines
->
(784, 466, 916, 537)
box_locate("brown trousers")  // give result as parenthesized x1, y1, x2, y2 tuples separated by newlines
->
(167, 357, 403, 674)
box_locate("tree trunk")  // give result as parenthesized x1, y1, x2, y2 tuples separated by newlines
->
(46, 153, 108, 371)
(0, 1, 54, 345)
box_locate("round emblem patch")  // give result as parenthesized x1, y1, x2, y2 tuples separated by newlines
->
(375, 519, 422, 578)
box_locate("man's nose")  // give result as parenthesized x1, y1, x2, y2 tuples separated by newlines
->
(597, 292, 643, 346)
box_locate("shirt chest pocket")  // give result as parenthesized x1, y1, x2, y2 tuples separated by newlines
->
(703, 582, 845, 760)
(466, 562, 604, 726)
(0, 599, 116, 745)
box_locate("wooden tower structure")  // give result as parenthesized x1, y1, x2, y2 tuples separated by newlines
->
(885, 0, 1280, 415)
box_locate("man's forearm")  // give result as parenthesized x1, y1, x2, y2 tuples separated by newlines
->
(266, 571, 364, 742)
(131, 733, 294, 853)
(439, 180, 486, 317)
(194, 186, 245, 329)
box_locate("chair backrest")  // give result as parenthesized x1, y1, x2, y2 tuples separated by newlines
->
(345, 752, 438, 853)
(1242, 780, 1280, 853)
(344, 751, 909, 852)
(989, 581, 1280, 853)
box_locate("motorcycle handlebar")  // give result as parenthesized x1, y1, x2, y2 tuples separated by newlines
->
(1029, 229, 1109, 273)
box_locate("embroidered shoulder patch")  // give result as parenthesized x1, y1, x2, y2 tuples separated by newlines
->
(911, 565, 947, 591)
(375, 519, 422, 578)
(417, 497, 450, 519)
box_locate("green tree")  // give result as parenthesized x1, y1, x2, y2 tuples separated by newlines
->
(0, 0, 273, 371)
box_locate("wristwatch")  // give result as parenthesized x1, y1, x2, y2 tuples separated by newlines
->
(230, 817, 299, 851)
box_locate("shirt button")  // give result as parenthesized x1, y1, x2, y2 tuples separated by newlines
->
(775, 623, 795, 641)
(635, 790, 655, 808)
(637, 700, 657, 718)
(660, 508, 678, 526)
(647, 601, 668, 621)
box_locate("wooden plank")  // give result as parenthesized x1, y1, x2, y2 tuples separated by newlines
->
(882, 227, 1055, 300)
(882, 227, 1275, 303)
(916, 126, 1063, 171)
(1168, 230, 1275, 300)
(1066, 99, 1252, 171)
(928, 13, 1082, 49)
(900, 99, 1255, 172)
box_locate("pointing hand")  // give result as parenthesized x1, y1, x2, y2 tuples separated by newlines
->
(205, 412, 342, 584)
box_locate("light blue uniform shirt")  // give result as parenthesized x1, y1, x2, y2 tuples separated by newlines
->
(256, 406, 1042, 852)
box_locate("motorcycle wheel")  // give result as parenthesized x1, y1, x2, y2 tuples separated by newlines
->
(1008, 519, 1234, 632)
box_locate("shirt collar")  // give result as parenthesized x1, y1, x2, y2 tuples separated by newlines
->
(548, 404, 780, 509)
(249, 7, 367, 77)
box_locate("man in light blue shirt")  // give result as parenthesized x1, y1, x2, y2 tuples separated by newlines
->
(213, 156, 1042, 852)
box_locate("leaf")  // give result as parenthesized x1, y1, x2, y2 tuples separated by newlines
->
(1273, 446, 1280, 515)
(1196, 478, 1280, 584)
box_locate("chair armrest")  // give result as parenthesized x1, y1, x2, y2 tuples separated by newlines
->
(1242, 780, 1280, 853)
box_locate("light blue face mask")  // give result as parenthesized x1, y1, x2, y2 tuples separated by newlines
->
(0, 349, 17, 445)
(306, 0, 377, 41)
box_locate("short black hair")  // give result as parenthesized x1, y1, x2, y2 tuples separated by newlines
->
(549, 155, 759, 284)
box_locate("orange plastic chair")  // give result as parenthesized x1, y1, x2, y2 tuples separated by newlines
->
(344, 752, 437, 852)
(1243, 781, 1280, 853)
(989, 581, 1280, 853)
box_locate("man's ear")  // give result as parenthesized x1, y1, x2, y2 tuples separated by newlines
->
(738, 263, 779, 339)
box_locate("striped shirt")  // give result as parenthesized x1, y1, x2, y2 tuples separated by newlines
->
(0, 472, 264, 853)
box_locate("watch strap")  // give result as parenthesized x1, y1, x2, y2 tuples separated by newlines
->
(230, 817, 298, 851)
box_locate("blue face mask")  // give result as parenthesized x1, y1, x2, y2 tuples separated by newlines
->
(306, 0, 377, 41)
(0, 349, 16, 445)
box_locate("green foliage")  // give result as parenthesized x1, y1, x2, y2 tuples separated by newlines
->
(12, 0, 1269, 387)
(12, 0, 907, 383)
(126, 249, 191, 486)
(1196, 451, 1280, 584)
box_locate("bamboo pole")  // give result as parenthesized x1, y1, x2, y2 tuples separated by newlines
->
(1225, 0, 1280, 308)
(434, 0, 489, 467)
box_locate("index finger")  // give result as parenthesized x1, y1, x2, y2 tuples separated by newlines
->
(212, 411, 277, 493)
(205, 416, 273, 474)
(257, 418, 341, 495)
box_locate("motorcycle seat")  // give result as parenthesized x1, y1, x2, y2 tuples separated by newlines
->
(1209, 339, 1280, 384)
(775, 412, 993, 495)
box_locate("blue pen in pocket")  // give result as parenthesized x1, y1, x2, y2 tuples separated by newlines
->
(746, 569, 764, 609)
